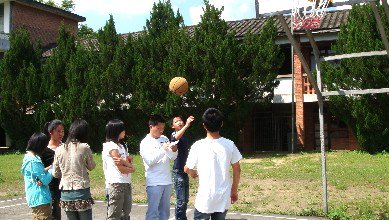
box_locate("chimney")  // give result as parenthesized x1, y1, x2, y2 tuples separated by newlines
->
(255, 0, 260, 18)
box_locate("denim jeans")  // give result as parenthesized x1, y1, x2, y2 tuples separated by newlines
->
(64, 209, 92, 220)
(194, 209, 227, 220)
(173, 170, 189, 220)
(146, 185, 171, 220)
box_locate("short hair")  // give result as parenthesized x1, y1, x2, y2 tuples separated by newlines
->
(66, 119, 88, 144)
(171, 115, 183, 123)
(26, 132, 49, 156)
(105, 119, 125, 143)
(149, 115, 166, 126)
(202, 108, 224, 132)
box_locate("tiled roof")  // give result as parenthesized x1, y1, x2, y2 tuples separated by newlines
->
(126, 9, 349, 39)
(227, 9, 349, 38)
(14, 0, 85, 22)
(43, 9, 349, 57)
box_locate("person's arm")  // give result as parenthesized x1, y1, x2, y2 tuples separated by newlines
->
(184, 142, 198, 178)
(230, 161, 241, 204)
(52, 152, 62, 179)
(163, 142, 178, 160)
(32, 161, 53, 186)
(140, 142, 166, 167)
(173, 116, 194, 140)
(85, 146, 96, 171)
(110, 149, 135, 174)
(184, 165, 198, 179)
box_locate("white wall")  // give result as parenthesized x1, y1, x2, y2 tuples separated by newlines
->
(274, 77, 293, 95)
(272, 76, 318, 103)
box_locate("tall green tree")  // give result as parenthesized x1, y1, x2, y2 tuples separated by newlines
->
(322, 4, 389, 153)
(78, 24, 97, 39)
(35, 0, 75, 11)
(39, 24, 76, 125)
(60, 0, 75, 11)
(132, 0, 189, 116)
(96, 15, 136, 124)
(0, 29, 43, 149)
(186, 1, 281, 141)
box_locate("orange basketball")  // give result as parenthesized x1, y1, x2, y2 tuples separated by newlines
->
(169, 77, 189, 96)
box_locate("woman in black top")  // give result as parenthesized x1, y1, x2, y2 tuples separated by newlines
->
(42, 119, 65, 220)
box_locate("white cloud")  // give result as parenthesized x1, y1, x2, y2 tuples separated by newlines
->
(257, 0, 293, 14)
(209, 0, 255, 21)
(76, 0, 158, 17)
(53, 0, 159, 18)
(189, 5, 203, 26)
(188, 0, 255, 25)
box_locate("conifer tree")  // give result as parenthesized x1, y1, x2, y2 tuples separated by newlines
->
(187, 1, 282, 140)
(0, 29, 43, 149)
(322, 4, 389, 152)
(78, 24, 97, 39)
(132, 0, 189, 116)
(39, 24, 76, 124)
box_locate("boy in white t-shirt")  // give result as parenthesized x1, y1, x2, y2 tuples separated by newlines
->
(102, 119, 135, 220)
(184, 108, 242, 220)
(140, 115, 178, 220)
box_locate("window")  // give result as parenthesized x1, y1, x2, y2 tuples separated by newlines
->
(0, 4, 4, 33)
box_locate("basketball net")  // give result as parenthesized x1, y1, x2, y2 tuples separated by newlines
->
(292, 0, 331, 30)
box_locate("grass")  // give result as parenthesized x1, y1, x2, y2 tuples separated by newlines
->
(1, 150, 388, 219)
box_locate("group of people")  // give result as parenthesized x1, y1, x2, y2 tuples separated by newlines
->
(21, 107, 242, 220)
(21, 119, 96, 220)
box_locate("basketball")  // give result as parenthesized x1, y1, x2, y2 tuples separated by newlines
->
(169, 77, 189, 96)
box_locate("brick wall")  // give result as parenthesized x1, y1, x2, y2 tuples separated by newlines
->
(293, 39, 305, 148)
(11, 2, 78, 47)
(304, 103, 316, 150)
(348, 127, 360, 150)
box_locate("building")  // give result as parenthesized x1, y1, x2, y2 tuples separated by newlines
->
(0, 2, 360, 151)
(0, 0, 85, 147)
(226, 10, 360, 152)
(0, 0, 85, 56)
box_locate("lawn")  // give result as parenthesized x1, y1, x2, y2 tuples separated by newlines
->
(0, 150, 387, 219)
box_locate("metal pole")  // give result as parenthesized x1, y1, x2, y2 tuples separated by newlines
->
(290, 3, 296, 153)
(370, 1, 389, 58)
(306, 28, 329, 215)
(291, 1, 295, 153)
(291, 45, 295, 153)
(318, 96, 328, 214)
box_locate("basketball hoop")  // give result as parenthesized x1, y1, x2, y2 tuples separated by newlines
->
(292, 0, 331, 30)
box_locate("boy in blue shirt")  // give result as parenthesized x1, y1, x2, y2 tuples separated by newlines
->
(171, 115, 194, 220)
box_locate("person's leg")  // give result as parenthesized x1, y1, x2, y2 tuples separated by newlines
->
(121, 183, 132, 220)
(173, 171, 187, 220)
(210, 210, 228, 220)
(31, 204, 52, 220)
(146, 185, 163, 220)
(77, 209, 93, 220)
(183, 173, 189, 216)
(194, 208, 211, 220)
(64, 211, 79, 220)
(158, 184, 171, 220)
(51, 188, 61, 220)
(107, 183, 125, 220)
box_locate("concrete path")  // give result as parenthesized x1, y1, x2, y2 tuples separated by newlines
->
(0, 197, 326, 220)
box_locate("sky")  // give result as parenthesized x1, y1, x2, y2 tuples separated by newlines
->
(53, 0, 348, 34)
